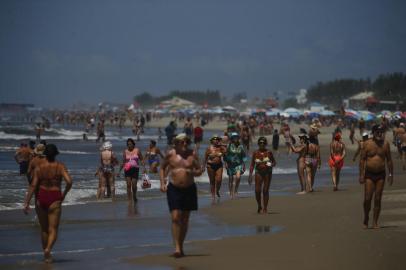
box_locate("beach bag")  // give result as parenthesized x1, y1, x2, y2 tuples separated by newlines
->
(141, 173, 151, 189)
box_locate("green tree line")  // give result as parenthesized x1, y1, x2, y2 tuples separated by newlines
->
(306, 72, 406, 110)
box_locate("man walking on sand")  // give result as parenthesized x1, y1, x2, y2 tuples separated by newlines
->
(359, 124, 393, 229)
(159, 133, 203, 258)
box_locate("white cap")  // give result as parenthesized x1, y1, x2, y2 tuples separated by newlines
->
(101, 141, 112, 150)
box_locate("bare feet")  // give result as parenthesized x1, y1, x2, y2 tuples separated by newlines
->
(262, 208, 268, 214)
(333, 186, 338, 191)
(363, 217, 369, 229)
(296, 191, 306, 195)
(257, 206, 262, 214)
(44, 249, 52, 263)
(373, 223, 380, 229)
(172, 251, 184, 258)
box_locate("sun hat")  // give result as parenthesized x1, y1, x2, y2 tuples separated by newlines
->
(34, 144, 45, 155)
(210, 134, 221, 141)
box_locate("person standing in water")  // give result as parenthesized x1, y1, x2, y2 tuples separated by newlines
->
(97, 141, 118, 200)
(359, 125, 393, 229)
(144, 140, 164, 174)
(23, 144, 72, 263)
(224, 132, 246, 199)
(15, 142, 33, 184)
(203, 135, 226, 201)
(248, 137, 276, 214)
(118, 138, 145, 203)
(159, 133, 203, 258)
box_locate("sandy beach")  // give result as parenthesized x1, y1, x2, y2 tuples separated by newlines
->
(129, 128, 406, 270)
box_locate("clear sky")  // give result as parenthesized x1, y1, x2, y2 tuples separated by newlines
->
(1, 0, 405, 108)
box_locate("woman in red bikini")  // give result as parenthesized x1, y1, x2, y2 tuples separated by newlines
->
(329, 132, 346, 191)
(23, 144, 72, 263)
(248, 137, 276, 214)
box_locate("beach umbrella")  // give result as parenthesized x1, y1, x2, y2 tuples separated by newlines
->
(319, 110, 335, 116)
(223, 105, 237, 112)
(377, 110, 392, 119)
(210, 107, 224, 114)
(359, 111, 376, 121)
(266, 109, 281, 116)
(306, 111, 320, 118)
(344, 109, 360, 119)
(283, 108, 302, 118)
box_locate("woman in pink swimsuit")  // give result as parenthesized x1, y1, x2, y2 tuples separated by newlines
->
(119, 138, 145, 203)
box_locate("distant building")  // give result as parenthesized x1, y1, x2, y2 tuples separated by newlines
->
(348, 91, 374, 110)
(348, 91, 403, 111)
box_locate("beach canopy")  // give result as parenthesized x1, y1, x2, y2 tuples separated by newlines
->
(160, 96, 195, 108)
(376, 110, 392, 119)
(358, 110, 376, 121)
(344, 109, 360, 119)
(319, 110, 335, 116)
(222, 105, 237, 112)
(265, 108, 282, 116)
(282, 107, 302, 118)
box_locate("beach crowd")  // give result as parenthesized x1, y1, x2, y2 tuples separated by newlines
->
(13, 110, 406, 263)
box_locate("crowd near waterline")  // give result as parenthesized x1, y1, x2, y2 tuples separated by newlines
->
(9, 111, 406, 263)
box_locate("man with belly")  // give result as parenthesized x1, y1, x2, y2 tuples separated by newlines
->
(359, 124, 394, 229)
(159, 133, 203, 258)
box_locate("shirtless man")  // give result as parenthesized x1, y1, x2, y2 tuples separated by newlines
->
(96, 120, 106, 143)
(240, 125, 251, 153)
(23, 144, 72, 263)
(14, 143, 33, 183)
(27, 144, 47, 185)
(97, 141, 118, 200)
(349, 121, 356, 145)
(359, 125, 393, 229)
(308, 123, 321, 145)
(183, 117, 194, 138)
(329, 133, 346, 191)
(353, 132, 369, 162)
(393, 123, 406, 159)
(399, 129, 406, 170)
(159, 133, 203, 258)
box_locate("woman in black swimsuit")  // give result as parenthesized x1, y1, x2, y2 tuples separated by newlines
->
(203, 135, 226, 201)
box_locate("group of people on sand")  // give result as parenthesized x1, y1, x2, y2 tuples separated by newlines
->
(19, 115, 399, 262)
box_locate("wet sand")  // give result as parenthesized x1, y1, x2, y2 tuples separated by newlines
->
(129, 131, 406, 270)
